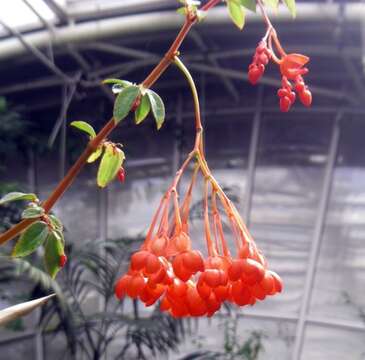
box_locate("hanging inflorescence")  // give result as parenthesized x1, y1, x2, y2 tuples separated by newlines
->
(114, 54, 283, 318)
(248, 0, 312, 112)
(114, 157, 282, 318)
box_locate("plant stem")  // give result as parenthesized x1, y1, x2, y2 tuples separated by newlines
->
(0, 0, 222, 247)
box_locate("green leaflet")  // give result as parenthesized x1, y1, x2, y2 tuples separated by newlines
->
(21, 206, 45, 219)
(87, 147, 103, 163)
(0, 192, 37, 205)
(12, 221, 50, 258)
(44, 230, 65, 278)
(146, 90, 165, 130)
(70, 121, 96, 138)
(97, 144, 125, 188)
(113, 85, 141, 123)
(227, 0, 245, 30)
(135, 95, 151, 125)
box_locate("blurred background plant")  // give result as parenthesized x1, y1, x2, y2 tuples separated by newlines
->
(178, 317, 265, 360)
(0, 230, 191, 360)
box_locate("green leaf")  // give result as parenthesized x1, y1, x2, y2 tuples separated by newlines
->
(283, 0, 296, 17)
(102, 78, 133, 87)
(227, 0, 245, 30)
(44, 231, 65, 278)
(97, 144, 125, 188)
(177, 7, 187, 15)
(48, 215, 63, 232)
(240, 0, 256, 12)
(22, 206, 45, 219)
(146, 90, 165, 130)
(70, 121, 96, 138)
(87, 147, 103, 163)
(0, 192, 37, 205)
(12, 221, 49, 258)
(264, 0, 279, 10)
(135, 95, 151, 125)
(113, 86, 141, 123)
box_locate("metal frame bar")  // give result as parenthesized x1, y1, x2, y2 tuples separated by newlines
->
(48, 76, 80, 148)
(189, 29, 240, 102)
(242, 85, 263, 225)
(22, 0, 56, 61)
(42, 0, 70, 24)
(0, 19, 71, 82)
(292, 111, 343, 360)
(22, 0, 56, 34)
(66, 46, 114, 102)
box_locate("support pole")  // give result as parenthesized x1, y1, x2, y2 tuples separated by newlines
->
(292, 111, 343, 360)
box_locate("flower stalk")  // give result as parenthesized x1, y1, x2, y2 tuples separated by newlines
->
(115, 55, 283, 317)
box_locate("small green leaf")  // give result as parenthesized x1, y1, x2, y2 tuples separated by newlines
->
(264, 0, 279, 10)
(283, 0, 296, 17)
(22, 206, 45, 219)
(102, 78, 133, 87)
(87, 147, 103, 163)
(135, 95, 151, 125)
(113, 86, 141, 123)
(70, 121, 96, 138)
(12, 221, 49, 258)
(0, 192, 37, 205)
(44, 230, 65, 278)
(177, 7, 187, 15)
(97, 144, 125, 188)
(227, 0, 245, 30)
(240, 0, 256, 12)
(146, 90, 165, 130)
(48, 215, 63, 232)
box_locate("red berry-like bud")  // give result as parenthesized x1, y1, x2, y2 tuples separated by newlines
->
(288, 91, 296, 104)
(117, 167, 125, 183)
(280, 96, 291, 112)
(248, 66, 263, 85)
(277, 88, 289, 98)
(258, 53, 269, 66)
(282, 76, 292, 89)
(299, 89, 312, 107)
(256, 41, 266, 54)
(295, 82, 305, 93)
(59, 254, 67, 268)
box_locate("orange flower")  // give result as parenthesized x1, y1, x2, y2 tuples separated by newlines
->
(279, 53, 309, 80)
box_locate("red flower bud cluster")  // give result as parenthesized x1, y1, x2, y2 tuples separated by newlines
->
(248, 38, 312, 112)
(248, 41, 272, 85)
(115, 164, 282, 318)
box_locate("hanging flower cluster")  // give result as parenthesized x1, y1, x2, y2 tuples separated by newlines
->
(248, 1, 312, 112)
(115, 151, 282, 318)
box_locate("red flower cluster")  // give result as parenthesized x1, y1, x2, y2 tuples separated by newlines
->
(248, 38, 312, 112)
(248, 41, 272, 85)
(115, 169, 282, 318)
